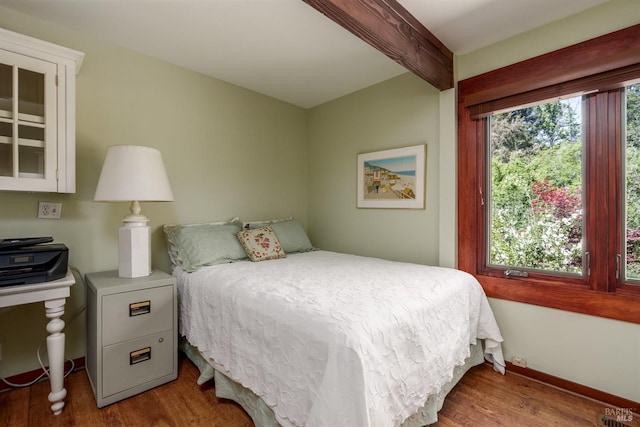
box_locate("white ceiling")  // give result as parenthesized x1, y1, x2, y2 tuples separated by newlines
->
(0, 0, 611, 108)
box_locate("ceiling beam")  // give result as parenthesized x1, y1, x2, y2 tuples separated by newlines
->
(302, 0, 453, 91)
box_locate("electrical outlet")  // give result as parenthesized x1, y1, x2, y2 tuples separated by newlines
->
(512, 356, 527, 368)
(38, 201, 62, 219)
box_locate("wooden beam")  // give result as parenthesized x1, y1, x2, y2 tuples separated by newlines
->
(302, 0, 453, 91)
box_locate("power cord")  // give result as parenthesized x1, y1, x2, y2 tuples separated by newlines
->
(0, 265, 85, 389)
(1, 344, 76, 388)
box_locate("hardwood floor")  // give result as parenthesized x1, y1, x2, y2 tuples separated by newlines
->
(435, 366, 638, 427)
(0, 355, 635, 426)
(0, 355, 253, 427)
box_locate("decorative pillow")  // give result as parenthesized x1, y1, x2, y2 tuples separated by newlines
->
(248, 218, 314, 254)
(236, 226, 286, 262)
(163, 218, 247, 271)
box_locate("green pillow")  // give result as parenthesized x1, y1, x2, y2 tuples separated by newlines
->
(163, 219, 247, 271)
(250, 219, 313, 254)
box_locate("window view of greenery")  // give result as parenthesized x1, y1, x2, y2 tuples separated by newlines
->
(488, 96, 583, 274)
(626, 83, 640, 280)
(488, 84, 640, 279)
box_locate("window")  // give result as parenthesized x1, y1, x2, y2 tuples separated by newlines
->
(458, 25, 640, 324)
(488, 96, 583, 277)
(625, 83, 640, 283)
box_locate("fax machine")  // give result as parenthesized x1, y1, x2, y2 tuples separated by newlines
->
(0, 237, 68, 287)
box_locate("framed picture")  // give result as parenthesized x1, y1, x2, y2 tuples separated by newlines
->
(357, 144, 426, 209)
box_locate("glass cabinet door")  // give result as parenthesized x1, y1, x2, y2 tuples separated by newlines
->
(0, 62, 13, 177)
(0, 49, 56, 191)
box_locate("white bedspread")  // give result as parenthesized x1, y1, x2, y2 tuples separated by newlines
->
(176, 251, 504, 427)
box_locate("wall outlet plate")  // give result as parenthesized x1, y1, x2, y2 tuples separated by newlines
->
(38, 201, 62, 219)
(512, 356, 527, 368)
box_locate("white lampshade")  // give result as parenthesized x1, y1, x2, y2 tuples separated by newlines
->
(94, 145, 174, 203)
(94, 145, 174, 278)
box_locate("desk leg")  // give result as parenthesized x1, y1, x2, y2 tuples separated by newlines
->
(45, 298, 67, 415)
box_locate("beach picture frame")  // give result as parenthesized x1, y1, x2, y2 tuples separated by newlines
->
(357, 144, 426, 209)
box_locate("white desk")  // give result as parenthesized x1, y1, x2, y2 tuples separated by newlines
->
(0, 271, 75, 415)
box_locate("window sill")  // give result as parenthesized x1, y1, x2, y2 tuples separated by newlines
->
(477, 274, 640, 324)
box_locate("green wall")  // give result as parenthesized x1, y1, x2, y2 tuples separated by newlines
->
(0, 0, 638, 407)
(307, 73, 440, 265)
(0, 7, 308, 377)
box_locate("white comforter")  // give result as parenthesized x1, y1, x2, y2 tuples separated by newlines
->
(177, 251, 504, 427)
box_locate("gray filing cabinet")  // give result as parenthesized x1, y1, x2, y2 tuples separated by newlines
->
(85, 270, 177, 407)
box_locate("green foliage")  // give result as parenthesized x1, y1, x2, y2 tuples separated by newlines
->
(489, 98, 582, 273)
(489, 84, 640, 278)
(627, 84, 640, 149)
(626, 84, 640, 277)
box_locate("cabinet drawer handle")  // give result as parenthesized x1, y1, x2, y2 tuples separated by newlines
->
(129, 300, 150, 316)
(130, 347, 151, 365)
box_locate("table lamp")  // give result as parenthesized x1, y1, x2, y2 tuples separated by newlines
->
(94, 145, 174, 278)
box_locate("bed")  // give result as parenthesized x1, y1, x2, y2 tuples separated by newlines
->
(164, 218, 505, 427)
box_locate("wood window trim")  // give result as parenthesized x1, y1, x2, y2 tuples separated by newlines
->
(457, 25, 640, 325)
(460, 24, 640, 110)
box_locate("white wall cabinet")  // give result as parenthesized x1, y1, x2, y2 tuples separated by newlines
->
(0, 28, 83, 193)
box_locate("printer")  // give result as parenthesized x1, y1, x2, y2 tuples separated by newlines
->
(0, 237, 69, 287)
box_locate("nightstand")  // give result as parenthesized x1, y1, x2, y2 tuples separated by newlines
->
(85, 270, 177, 408)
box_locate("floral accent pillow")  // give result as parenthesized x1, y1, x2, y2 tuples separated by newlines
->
(236, 226, 286, 262)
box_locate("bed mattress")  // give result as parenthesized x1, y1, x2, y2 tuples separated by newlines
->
(180, 337, 485, 427)
(176, 250, 504, 427)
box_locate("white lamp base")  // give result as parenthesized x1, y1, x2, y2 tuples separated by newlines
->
(118, 223, 150, 278)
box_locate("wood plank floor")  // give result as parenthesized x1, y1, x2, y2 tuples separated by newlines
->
(0, 354, 635, 427)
